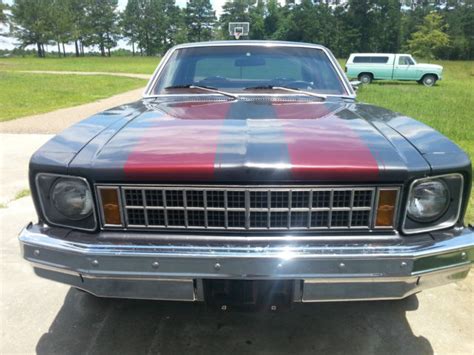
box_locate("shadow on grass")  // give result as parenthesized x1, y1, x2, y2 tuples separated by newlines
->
(36, 288, 433, 355)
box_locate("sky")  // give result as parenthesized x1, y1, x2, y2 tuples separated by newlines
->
(0, 0, 230, 51)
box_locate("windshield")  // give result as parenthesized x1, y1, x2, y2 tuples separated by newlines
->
(153, 45, 347, 96)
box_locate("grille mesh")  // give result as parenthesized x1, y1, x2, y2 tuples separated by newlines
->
(106, 186, 382, 231)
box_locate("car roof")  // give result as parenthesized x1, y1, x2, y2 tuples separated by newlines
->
(171, 40, 328, 51)
(350, 53, 411, 56)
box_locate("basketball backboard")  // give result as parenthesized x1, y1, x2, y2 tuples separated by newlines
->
(228, 22, 250, 39)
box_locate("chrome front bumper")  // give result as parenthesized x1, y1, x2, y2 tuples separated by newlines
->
(19, 224, 474, 302)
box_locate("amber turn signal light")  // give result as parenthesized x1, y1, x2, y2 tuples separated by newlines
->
(99, 188, 122, 225)
(375, 189, 398, 227)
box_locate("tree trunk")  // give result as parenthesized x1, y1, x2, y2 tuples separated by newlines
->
(62, 43, 66, 57)
(37, 42, 42, 58)
(57, 42, 61, 57)
(75, 40, 80, 57)
(100, 42, 105, 57)
(41, 43, 46, 57)
(132, 41, 135, 56)
(107, 47, 111, 57)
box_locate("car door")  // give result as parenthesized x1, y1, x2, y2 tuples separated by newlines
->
(393, 55, 415, 80)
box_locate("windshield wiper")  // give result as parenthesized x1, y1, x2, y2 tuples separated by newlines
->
(164, 84, 238, 100)
(244, 85, 327, 100)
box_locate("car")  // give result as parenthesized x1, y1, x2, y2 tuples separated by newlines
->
(19, 41, 473, 310)
(345, 53, 443, 86)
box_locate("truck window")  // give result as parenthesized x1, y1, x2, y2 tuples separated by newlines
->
(353, 56, 389, 64)
(398, 56, 414, 65)
(353, 56, 371, 63)
(371, 57, 389, 63)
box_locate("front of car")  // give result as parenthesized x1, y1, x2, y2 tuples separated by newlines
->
(411, 55, 444, 81)
(19, 41, 472, 309)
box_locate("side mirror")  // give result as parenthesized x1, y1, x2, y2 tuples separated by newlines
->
(350, 80, 361, 91)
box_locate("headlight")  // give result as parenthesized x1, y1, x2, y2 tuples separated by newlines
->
(35, 173, 97, 231)
(407, 180, 449, 222)
(403, 174, 464, 235)
(51, 178, 93, 220)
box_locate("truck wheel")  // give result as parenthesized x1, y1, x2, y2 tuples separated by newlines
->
(358, 73, 372, 84)
(422, 75, 436, 87)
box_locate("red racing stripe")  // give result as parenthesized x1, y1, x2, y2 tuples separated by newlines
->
(124, 102, 231, 181)
(273, 102, 379, 181)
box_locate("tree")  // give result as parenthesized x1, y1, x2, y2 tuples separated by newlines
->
(67, 0, 88, 57)
(406, 12, 450, 59)
(185, 0, 216, 42)
(0, 0, 8, 25)
(121, 0, 140, 55)
(373, 0, 401, 52)
(50, 0, 74, 57)
(10, 0, 53, 57)
(264, 0, 281, 39)
(84, 0, 120, 57)
(220, 0, 254, 38)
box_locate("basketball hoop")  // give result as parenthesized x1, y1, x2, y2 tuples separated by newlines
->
(229, 22, 249, 40)
(234, 28, 243, 40)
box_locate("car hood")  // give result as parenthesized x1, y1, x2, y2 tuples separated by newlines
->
(32, 98, 469, 184)
(416, 63, 443, 71)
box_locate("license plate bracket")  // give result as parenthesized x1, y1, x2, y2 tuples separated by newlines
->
(203, 279, 294, 311)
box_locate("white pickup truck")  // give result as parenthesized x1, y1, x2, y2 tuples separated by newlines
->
(345, 53, 443, 86)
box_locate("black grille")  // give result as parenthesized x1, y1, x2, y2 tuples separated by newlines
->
(113, 186, 382, 231)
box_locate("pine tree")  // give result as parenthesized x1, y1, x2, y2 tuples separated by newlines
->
(10, 0, 54, 57)
(84, 0, 120, 57)
(185, 0, 216, 42)
(122, 0, 140, 55)
(0, 0, 8, 25)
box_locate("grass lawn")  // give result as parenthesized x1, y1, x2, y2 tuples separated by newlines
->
(351, 60, 474, 223)
(0, 56, 159, 74)
(0, 72, 146, 121)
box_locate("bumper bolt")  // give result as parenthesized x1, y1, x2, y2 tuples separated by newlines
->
(33, 249, 40, 256)
(400, 261, 408, 268)
(339, 262, 345, 269)
(461, 252, 467, 260)
(221, 305, 227, 311)
(91, 260, 99, 267)
(214, 262, 221, 271)
(152, 261, 160, 269)
(270, 305, 277, 311)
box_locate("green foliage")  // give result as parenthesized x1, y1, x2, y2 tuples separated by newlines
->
(406, 13, 450, 59)
(120, 0, 184, 56)
(5, 0, 474, 60)
(83, 0, 120, 57)
(0, 0, 8, 25)
(185, 0, 216, 42)
(10, 0, 53, 57)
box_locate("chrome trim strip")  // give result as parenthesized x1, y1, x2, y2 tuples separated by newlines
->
(19, 224, 474, 259)
(35, 173, 98, 232)
(402, 173, 464, 235)
(143, 41, 356, 99)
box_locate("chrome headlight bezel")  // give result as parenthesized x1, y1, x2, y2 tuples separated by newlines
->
(35, 173, 97, 231)
(402, 173, 464, 235)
